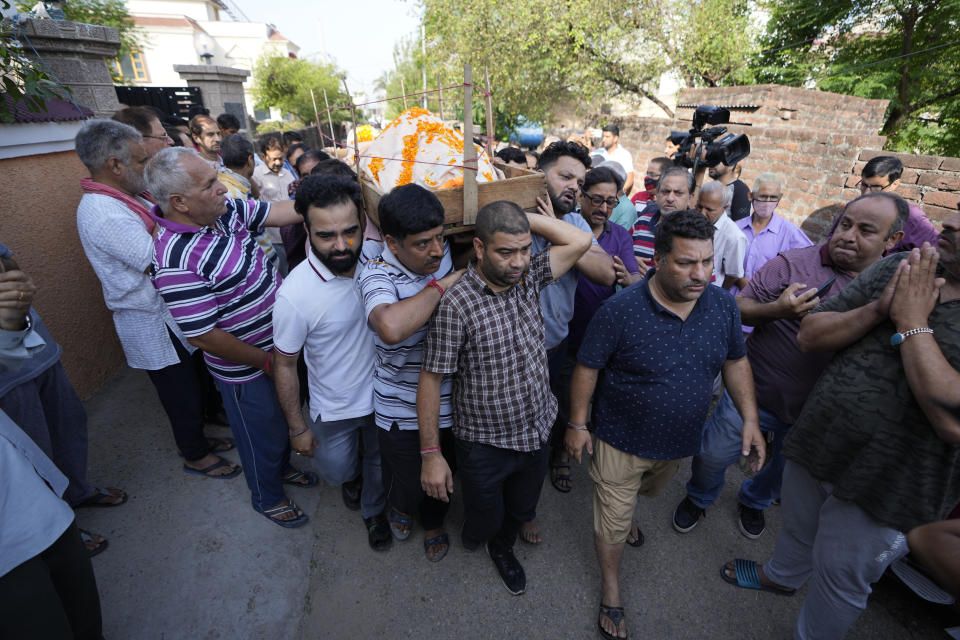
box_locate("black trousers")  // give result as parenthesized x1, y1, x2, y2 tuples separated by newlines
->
(146, 330, 213, 461)
(378, 424, 456, 531)
(456, 438, 550, 552)
(0, 519, 103, 640)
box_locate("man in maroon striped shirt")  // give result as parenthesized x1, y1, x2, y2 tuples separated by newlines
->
(146, 147, 316, 528)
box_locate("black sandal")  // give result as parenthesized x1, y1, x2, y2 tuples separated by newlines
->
(550, 462, 572, 493)
(598, 603, 627, 640)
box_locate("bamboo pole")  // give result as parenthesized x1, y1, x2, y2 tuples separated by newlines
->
(437, 74, 443, 121)
(309, 88, 322, 140)
(400, 78, 409, 111)
(322, 88, 336, 148)
(462, 65, 478, 226)
(483, 67, 494, 159)
(341, 77, 360, 169)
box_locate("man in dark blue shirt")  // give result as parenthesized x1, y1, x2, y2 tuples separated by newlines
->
(565, 209, 766, 640)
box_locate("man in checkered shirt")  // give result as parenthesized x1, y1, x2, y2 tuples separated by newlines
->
(418, 200, 593, 595)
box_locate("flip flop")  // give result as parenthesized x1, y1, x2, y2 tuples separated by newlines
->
(206, 436, 235, 452)
(598, 603, 627, 640)
(388, 507, 412, 541)
(79, 528, 108, 558)
(720, 559, 796, 596)
(424, 533, 449, 562)
(76, 486, 127, 508)
(550, 462, 572, 493)
(282, 469, 319, 488)
(258, 501, 309, 529)
(183, 457, 241, 479)
(626, 521, 644, 548)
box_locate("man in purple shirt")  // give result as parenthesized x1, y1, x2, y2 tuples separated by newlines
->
(673, 192, 908, 538)
(827, 155, 939, 253)
(733, 173, 813, 293)
(569, 166, 642, 352)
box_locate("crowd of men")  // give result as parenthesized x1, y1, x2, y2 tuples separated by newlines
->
(1, 111, 958, 640)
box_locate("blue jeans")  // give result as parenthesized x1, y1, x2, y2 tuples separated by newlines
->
(308, 412, 385, 519)
(686, 389, 790, 511)
(215, 376, 289, 512)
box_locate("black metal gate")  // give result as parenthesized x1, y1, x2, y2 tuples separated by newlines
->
(114, 86, 204, 119)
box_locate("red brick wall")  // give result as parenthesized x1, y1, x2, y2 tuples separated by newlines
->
(592, 85, 958, 243)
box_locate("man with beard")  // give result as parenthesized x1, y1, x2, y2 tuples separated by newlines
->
(147, 147, 317, 529)
(188, 114, 222, 167)
(76, 120, 236, 494)
(272, 175, 390, 550)
(530, 142, 613, 528)
(676, 192, 906, 540)
(565, 209, 765, 640)
(593, 125, 635, 195)
(630, 166, 694, 273)
(418, 200, 593, 594)
(708, 160, 750, 221)
(720, 213, 960, 639)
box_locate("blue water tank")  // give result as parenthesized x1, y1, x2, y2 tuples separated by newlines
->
(509, 121, 543, 149)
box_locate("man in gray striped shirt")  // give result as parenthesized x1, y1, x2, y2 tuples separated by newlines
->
(357, 184, 464, 562)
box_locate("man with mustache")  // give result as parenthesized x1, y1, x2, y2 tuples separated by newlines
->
(720, 210, 960, 639)
(676, 192, 907, 540)
(272, 174, 390, 550)
(357, 184, 465, 561)
(630, 166, 694, 274)
(708, 160, 751, 221)
(566, 208, 765, 640)
(530, 142, 614, 525)
(188, 114, 222, 167)
(147, 147, 316, 529)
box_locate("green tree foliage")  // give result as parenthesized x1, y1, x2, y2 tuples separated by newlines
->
(251, 55, 350, 126)
(0, 19, 64, 122)
(754, 0, 960, 156)
(375, 35, 521, 140)
(419, 0, 758, 123)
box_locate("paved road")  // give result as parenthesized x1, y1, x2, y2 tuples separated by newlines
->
(79, 367, 952, 639)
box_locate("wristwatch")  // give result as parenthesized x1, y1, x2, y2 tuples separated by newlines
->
(890, 327, 933, 346)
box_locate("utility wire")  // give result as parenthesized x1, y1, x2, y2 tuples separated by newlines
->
(816, 39, 960, 78)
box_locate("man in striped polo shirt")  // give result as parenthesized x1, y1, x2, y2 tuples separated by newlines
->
(146, 147, 316, 528)
(630, 166, 693, 278)
(357, 184, 465, 562)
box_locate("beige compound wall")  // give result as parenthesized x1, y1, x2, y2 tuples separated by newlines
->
(0, 150, 124, 399)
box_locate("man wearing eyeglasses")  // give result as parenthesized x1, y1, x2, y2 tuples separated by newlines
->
(836, 155, 939, 254)
(733, 173, 812, 293)
(112, 106, 173, 157)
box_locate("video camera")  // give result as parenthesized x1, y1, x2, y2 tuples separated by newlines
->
(669, 105, 750, 171)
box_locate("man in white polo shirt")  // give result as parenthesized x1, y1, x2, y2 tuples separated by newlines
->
(272, 174, 390, 551)
(357, 184, 464, 562)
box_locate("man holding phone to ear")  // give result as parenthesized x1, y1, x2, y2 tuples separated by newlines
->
(675, 192, 908, 539)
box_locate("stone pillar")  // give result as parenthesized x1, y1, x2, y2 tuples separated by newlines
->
(15, 18, 122, 118)
(174, 65, 251, 129)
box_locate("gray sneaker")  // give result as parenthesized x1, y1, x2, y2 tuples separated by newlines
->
(673, 496, 705, 533)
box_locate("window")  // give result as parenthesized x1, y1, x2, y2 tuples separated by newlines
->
(110, 51, 150, 82)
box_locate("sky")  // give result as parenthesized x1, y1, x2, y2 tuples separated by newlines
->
(233, 0, 422, 96)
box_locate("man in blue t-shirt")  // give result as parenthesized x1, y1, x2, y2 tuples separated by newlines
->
(565, 209, 766, 640)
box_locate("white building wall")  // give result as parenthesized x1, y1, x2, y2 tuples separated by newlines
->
(123, 0, 300, 121)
